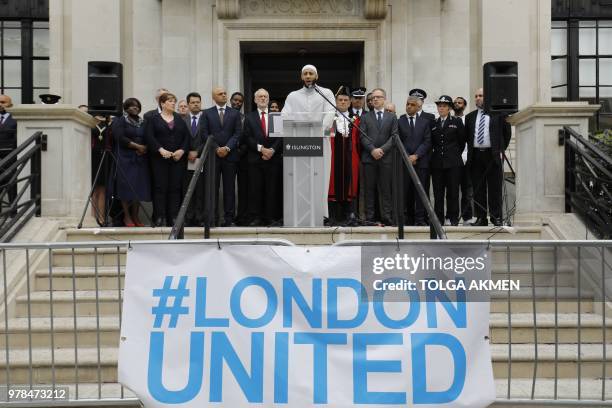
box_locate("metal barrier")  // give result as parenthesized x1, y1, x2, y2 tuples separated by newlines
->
(0, 239, 610, 406)
(0, 132, 44, 243)
(562, 126, 612, 239)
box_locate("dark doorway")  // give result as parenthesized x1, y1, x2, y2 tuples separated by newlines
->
(241, 41, 363, 113)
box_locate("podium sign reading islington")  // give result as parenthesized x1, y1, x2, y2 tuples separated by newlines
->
(283, 137, 324, 157)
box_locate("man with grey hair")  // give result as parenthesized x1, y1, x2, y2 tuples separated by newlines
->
(243, 88, 282, 226)
(359, 87, 398, 225)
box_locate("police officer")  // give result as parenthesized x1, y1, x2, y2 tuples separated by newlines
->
(430, 95, 466, 226)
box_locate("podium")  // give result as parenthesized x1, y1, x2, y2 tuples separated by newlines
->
(271, 112, 330, 227)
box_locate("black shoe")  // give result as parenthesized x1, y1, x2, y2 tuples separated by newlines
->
(415, 220, 428, 226)
(450, 220, 459, 226)
(222, 219, 235, 227)
(154, 217, 166, 227)
(470, 217, 488, 227)
(491, 217, 503, 226)
(268, 219, 283, 227)
(248, 218, 262, 227)
(381, 218, 395, 226)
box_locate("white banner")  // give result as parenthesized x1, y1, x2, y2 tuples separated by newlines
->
(118, 243, 495, 408)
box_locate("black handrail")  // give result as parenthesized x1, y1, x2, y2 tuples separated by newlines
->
(169, 137, 217, 240)
(392, 134, 447, 240)
(0, 131, 44, 242)
(563, 126, 612, 238)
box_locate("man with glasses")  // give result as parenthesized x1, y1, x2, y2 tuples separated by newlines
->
(465, 88, 512, 227)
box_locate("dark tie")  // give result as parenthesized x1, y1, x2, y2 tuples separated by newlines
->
(261, 111, 267, 139)
(409, 116, 414, 132)
(377, 111, 383, 127)
(191, 115, 197, 135)
(477, 112, 485, 145)
(219, 108, 225, 126)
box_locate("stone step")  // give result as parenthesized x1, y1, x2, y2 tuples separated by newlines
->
(65, 226, 545, 245)
(35, 267, 125, 291)
(491, 343, 612, 379)
(1, 313, 610, 349)
(15, 290, 123, 318)
(14, 285, 595, 318)
(489, 313, 612, 344)
(0, 344, 610, 383)
(32, 264, 575, 291)
(3, 380, 611, 405)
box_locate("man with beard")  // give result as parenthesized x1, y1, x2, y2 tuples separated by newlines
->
(328, 87, 360, 226)
(282, 64, 335, 221)
(453, 96, 474, 224)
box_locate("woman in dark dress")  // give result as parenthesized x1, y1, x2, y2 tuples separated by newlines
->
(112, 98, 151, 227)
(145, 92, 190, 227)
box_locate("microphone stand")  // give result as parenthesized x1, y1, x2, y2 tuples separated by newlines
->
(311, 84, 370, 141)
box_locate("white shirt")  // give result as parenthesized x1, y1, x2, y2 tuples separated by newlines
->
(216, 105, 227, 114)
(335, 112, 350, 137)
(0, 112, 10, 124)
(351, 108, 362, 117)
(474, 109, 491, 148)
(190, 112, 201, 122)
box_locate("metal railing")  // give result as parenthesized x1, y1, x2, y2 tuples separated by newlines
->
(0, 239, 294, 407)
(169, 138, 217, 240)
(0, 132, 44, 243)
(391, 134, 447, 240)
(562, 126, 612, 239)
(0, 239, 610, 406)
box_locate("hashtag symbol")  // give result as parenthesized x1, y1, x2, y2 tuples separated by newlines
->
(152, 276, 190, 328)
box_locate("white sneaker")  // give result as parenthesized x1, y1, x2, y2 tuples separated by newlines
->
(444, 218, 451, 226)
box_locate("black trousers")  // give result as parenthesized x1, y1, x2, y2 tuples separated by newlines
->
(470, 148, 503, 221)
(150, 156, 186, 221)
(363, 160, 393, 222)
(404, 167, 430, 225)
(215, 158, 237, 223)
(236, 155, 250, 224)
(460, 164, 473, 221)
(431, 166, 461, 224)
(183, 169, 204, 226)
(248, 160, 280, 222)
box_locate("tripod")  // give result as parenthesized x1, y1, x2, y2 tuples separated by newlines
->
(78, 123, 152, 228)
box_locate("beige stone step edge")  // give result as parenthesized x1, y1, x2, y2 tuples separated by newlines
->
(0, 218, 66, 329)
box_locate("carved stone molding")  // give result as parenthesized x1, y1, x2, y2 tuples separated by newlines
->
(240, 0, 361, 17)
(364, 0, 386, 19)
(217, 0, 240, 19)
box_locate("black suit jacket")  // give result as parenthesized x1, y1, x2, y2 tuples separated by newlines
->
(201, 106, 242, 162)
(464, 109, 512, 165)
(243, 110, 282, 164)
(183, 111, 205, 152)
(419, 111, 435, 127)
(145, 112, 190, 154)
(430, 116, 466, 169)
(398, 114, 431, 168)
(0, 114, 17, 151)
(359, 110, 398, 164)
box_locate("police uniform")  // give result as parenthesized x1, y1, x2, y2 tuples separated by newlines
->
(430, 95, 466, 225)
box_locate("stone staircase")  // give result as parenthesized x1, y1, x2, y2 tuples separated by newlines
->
(0, 225, 611, 405)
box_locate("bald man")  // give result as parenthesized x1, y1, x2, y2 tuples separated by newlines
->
(0, 94, 17, 210)
(201, 86, 242, 227)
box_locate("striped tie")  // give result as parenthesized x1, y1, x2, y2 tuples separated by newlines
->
(477, 112, 485, 145)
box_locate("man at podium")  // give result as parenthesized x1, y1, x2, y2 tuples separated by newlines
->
(282, 64, 335, 220)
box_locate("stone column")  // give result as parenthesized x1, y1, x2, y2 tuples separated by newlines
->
(9, 105, 96, 219)
(507, 102, 600, 220)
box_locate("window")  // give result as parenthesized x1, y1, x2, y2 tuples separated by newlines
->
(0, 20, 49, 104)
